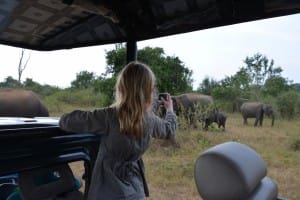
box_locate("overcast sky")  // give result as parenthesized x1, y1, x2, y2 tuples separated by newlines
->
(1, 13, 300, 89)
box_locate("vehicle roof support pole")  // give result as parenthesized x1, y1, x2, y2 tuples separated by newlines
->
(126, 39, 137, 63)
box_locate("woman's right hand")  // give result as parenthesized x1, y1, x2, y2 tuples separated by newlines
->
(160, 93, 173, 112)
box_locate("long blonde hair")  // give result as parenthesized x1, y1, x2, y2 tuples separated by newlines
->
(115, 61, 155, 139)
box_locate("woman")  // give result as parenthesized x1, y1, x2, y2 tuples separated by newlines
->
(59, 61, 177, 200)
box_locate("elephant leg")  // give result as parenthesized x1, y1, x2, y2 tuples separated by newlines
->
(220, 120, 224, 128)
(220, 121, 225, 130)
(259, 116, 264, 126)
(243, 117, 248, 125)
(216, 117, 222, 128)
(254, 118, 259, 126)
(258, 110, 264, 126)
(218, 120, 222, 128)
(203, 119, 209, 130)
(203, 123, 208, 130)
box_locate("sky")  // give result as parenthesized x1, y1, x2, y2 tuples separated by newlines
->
(1, 13, 300, 90)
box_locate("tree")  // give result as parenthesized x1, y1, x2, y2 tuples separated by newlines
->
(18, 49, 31, 83)
(102, 46, 193, 97)
(93, 75, 117, 106)
(197, 77, 219, 95)
(235, 52, 293, 100)
(104, 44, 127, 76)
(71, 71, 96, 89)
(277, 90, 300, 119)
(263, 76, 290, 97)
(0, 76, 21, 88)
(212, 75, 249, 112)
(291, 83, 300, 92)
(242, 53, 283, 86)
(152, 54, 193, 94)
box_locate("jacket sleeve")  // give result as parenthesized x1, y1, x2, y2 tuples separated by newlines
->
(150, 109, 177, 139)
(59, 108, 109, 134)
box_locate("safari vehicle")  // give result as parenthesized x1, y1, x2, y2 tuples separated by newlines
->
(0, 0, 299, 199)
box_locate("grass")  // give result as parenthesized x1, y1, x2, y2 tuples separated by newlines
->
(144, 114, 300, 200)
(54, 109, 300, 200)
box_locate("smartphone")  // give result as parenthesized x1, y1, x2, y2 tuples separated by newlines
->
(158, 93, 168, 100)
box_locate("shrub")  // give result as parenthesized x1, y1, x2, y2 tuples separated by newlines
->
(44, 89, 107, 114)
(276, 91, 300, 119)
(54, 89, 102, 107)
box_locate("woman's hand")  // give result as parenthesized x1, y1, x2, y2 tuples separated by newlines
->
(160, 93, 173, 112)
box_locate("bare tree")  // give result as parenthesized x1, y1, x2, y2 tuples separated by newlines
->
(18, 49, 31, 83)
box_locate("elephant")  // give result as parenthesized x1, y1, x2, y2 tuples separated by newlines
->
(240, 102, 274, 127)
(0, 88, 49, 117)
(203, 109, 227, 131)
(169, 93, 213, 127)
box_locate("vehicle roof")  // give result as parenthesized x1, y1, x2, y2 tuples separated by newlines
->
(1, 0, 300, 51)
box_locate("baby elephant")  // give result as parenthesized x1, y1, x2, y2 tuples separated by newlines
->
(203, 110, 227, 131)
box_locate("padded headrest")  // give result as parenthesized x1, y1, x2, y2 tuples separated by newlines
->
(194, 142, 267, 200)
(248, 176, 278, 200)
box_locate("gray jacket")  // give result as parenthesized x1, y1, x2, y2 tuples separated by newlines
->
(59, 107, 177, 200)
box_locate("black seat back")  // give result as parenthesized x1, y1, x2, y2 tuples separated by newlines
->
(18, 164, 81, 200)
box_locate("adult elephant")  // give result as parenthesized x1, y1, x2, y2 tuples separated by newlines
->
(171, 93, 213, 127)
(240, 102, 274, 127)
(0, 88, 49, 117)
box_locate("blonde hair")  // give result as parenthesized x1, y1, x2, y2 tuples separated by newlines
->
(115, 61, 155, 139)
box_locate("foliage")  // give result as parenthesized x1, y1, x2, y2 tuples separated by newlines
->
(71, 71, 96, 89)
(199, 52, 297, 118)
(104, 44, 127, 76)
(211, 75, 249, 112)
(197, 77, 219, 95)
(46, 89, 103, 107)
(0, 76, 21, 88)
(276, 90, 300, 119)
(103, 45, 193, 99)
(263, 76, 291, 96)
(291, 83, 300, 91)
(93, 76, 117, 106)
(0, 77, 60, 98)
(138, 47, 193, 94)
(23, 78, 60, 97)
(242, 53, 282, 86)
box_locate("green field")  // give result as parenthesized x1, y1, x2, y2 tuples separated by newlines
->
(57, 109, 300, 200)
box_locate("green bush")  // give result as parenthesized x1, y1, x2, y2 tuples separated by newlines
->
(276, 90, 300, 119)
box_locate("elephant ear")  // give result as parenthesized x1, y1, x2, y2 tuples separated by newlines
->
(264, 104, 274, 116)
(171, 97, 181, 113)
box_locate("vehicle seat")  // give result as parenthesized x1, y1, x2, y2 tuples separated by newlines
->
(194, 141, 278, 200)
(7, 164, 83, 200)
(0, 183, 18, 200)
